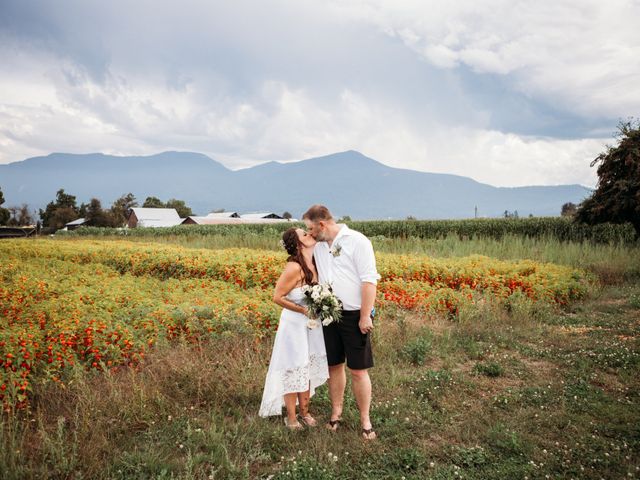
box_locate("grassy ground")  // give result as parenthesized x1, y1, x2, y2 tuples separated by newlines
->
(1, 236, 639, 479)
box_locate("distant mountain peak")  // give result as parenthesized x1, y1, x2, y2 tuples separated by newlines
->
(0, 150, 590, 219)
(292, 150, 387, 169)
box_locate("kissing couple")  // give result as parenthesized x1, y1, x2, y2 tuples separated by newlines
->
(259, 204, 380, 440)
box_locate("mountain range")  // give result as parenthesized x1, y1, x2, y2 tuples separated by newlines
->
(0, 150, 592, 219)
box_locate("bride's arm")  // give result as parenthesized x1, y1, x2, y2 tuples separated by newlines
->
(273, 262, 308, 315)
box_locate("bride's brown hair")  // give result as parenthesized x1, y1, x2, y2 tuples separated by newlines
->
(281, 228, 316, 285)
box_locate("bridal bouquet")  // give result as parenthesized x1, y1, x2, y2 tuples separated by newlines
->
(301, 283, 342, 329)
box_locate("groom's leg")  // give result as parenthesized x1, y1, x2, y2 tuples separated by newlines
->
(350, 368, 373, 430)
(327, 363, 346, 421)
(341, 309, 375, 435)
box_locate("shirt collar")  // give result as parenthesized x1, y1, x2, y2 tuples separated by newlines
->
(332, 224, 351, 243)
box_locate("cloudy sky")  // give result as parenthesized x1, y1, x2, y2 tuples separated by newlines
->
(1, 0, 638, 187)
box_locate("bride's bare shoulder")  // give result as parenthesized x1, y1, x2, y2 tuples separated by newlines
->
(282, 260, 303, 276)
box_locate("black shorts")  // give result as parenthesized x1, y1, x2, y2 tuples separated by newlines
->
(322, 309, 374, 370)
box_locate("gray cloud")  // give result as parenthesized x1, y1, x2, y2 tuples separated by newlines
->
(0, 0, 634, 187)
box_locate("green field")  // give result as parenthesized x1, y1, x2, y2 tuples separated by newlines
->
(1, 230, 639, 479)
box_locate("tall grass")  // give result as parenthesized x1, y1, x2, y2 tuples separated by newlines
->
(370, 234, 640, 280)
(55, 232, 640, 282)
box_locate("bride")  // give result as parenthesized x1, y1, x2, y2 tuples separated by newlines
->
(258, 228, 329, 428)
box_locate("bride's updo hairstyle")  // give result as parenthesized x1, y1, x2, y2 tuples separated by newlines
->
(281, 228, 315, 286)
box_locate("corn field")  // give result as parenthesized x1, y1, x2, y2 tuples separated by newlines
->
(59, 217, 637, 244)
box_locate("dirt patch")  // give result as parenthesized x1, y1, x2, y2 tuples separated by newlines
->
(590, 370, 626, 394)
(453, 360, 524, 396)
(555, 325, 607, 335)
(599, 297, 628, 306)
(469, 375, 524, 399)
(402, 311, 453, 335)
(511, 354, 563, 384)
(588, 264, 627, 285)
(424, 357, 446, 371)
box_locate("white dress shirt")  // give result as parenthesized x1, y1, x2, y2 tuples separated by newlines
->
(314, 224, 380, 311)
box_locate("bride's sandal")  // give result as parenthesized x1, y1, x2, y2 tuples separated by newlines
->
(298, 414, 318, 427)
(284, 417, 303, 430)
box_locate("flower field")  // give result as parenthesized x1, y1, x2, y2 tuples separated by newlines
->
(0, 239, 591, 409)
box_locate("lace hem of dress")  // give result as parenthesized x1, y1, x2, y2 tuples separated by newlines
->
(259, 353, 328, 417)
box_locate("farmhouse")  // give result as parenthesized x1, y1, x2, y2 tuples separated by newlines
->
(181, 211, 237, 225)
(240, 212, 284, 220)
(181, 211, 293, 225)
(182, 216, 244, 225)
(205, 212, 240, 218)
(127, 208, 182, 228)
(64, 218, 88, 230)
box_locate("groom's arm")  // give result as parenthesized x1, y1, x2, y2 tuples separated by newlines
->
(359, 282, 376, 333)
(353, 235, 380, 333)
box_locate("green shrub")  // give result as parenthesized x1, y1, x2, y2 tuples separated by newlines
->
(401, 334, 432, 365)
(473, 361, 504, 377)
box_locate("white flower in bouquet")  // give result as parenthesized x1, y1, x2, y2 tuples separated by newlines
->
(301, 283, 342, 328)
(322, 316, 333, 326)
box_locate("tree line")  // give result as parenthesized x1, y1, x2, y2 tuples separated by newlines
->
(0, 189, 194, 232)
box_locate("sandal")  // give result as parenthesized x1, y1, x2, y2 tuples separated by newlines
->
(326, 418, 342, 431)
(284, 417, 303, 430)
(361, 427, 377, 440)
(298, 414, 318, 427)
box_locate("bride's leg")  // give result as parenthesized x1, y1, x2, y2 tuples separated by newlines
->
(297, 390, 310, 416)
(297, 389, 317, 426)
(283, 393, 299, 425)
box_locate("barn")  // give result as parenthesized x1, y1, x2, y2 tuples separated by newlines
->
(64, 218, 89, 230)
(240, 212, 284, 220)
(181, 211, 292, 225)
(127, 208, 182, 228)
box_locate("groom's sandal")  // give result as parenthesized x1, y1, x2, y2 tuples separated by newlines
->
(361, 427, 377, 440)
(326, 419, 342, 431)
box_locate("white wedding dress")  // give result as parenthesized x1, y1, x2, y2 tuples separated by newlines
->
(259, 286, 329, 417)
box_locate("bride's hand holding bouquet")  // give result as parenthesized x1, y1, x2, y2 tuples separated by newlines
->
(302, 283, 342, 329)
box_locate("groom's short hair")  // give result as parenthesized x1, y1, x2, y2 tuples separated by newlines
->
(302, 205, 333, 223)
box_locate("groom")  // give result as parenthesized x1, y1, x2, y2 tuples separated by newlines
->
(303, 205, 380, 440)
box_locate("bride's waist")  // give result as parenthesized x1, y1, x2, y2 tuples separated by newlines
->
(285, 296, 305, 306)
(281, 307, 306, 317)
